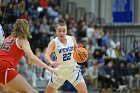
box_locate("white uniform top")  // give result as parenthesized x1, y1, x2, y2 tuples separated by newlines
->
(53, 35, 77, 69)
(0, 24, 5, 45)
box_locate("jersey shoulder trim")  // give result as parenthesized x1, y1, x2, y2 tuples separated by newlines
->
(16, 38, 22, 50)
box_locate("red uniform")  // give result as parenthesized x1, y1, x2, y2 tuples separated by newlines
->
(0, 35, 24, 84)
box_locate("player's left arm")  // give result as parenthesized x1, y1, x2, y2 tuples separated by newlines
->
(71, 36, 78, 49)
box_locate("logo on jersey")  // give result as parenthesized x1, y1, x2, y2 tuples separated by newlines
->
(58, 46, 74, 53)
(1, 38, 14, 51)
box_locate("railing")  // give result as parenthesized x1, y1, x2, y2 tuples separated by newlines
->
(85, 12, 95, 22)
(104, 25, 140, 53)
(125, 35, 136, 52)
(66, 2, 77, 19)
(65, 1, 96, 22)
(60, 0, 69, 14)
(76, 7, 86, 21)
(96, 17, 105, 25)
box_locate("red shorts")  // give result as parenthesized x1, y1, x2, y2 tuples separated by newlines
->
(0, 61, 18, 85)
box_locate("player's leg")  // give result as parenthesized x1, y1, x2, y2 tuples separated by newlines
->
(45, 80, 64, 93)
(45, 73, 66, 93)
(75, 82, 88, 93)
(1, 84, 20, 93)
(0, 84, 7, 93)
(4, 74, 34, 93)
(68, 66, 88, 93)
(69, 75, 88, 93)
(45, 85, 56, 93)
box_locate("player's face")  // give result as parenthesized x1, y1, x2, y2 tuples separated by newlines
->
(56, 25, 67, 38)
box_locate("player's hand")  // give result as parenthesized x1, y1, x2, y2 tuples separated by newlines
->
(51, 61, 60, 68)
(78, 43, 84, 47)
(49, 67, 60, 75)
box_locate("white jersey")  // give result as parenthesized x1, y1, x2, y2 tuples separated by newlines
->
(53, 35, 77, 68)
(0, 24, 5, 45)
(49, 35, 84, 89)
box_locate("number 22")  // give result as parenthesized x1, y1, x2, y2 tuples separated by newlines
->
(63, 53, 71, 61)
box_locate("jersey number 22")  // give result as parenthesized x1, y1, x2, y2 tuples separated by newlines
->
(63, 53, 71, 61)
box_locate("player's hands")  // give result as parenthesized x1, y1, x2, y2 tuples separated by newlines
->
(78, 43, 84, 47)
(49, 67, 60, 75)
(51, 61, 60, 68)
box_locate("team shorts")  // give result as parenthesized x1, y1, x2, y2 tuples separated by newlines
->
(48, 65, 85, 89)
(0, 61, 18, 85)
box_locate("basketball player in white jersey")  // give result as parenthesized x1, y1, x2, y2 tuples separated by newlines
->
(45, 19, 88, 93)
(0, 24, 5, 48)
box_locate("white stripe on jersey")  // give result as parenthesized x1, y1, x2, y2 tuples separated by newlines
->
(0, 24, 5, 45)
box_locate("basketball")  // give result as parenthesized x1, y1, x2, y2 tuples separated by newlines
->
(73, 47, 88, 63)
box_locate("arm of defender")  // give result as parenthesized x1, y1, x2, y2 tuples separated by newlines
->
(18, 38, 54, 73)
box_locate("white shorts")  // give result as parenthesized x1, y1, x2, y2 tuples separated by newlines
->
(48, 65, 85, 89)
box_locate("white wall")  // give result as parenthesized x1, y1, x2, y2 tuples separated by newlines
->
(68, 0, 91, 12)
(90, 0, 99, 17)
(105, 0, 112, 24)
(67, 0, 112, 23)
(67, 0, 140, 24)
(67, 0, 99, 19)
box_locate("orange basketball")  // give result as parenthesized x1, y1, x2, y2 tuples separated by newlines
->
(73, 47, 88, 63)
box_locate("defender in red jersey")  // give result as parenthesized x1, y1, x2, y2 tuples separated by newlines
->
(0, 19, 58, 93)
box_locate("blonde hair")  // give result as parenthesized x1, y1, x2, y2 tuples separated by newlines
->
(12, 19, 32, 39)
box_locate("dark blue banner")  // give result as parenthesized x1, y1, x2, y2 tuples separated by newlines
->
(112, 0, 134, 24)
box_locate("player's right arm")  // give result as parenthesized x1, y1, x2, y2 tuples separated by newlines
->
(45, 40, 59, 67)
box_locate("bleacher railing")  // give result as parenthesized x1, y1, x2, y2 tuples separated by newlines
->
(66, 2, 77, 19)
(76, 7, 86, 21)
(104, 25, 140, 54)
(85, 12, 95, 22)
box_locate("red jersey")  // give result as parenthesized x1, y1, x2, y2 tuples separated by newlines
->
(0, 35, 24, 68)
